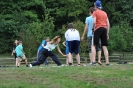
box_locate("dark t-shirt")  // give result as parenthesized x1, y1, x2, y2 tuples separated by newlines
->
(13, 43, 17, 52)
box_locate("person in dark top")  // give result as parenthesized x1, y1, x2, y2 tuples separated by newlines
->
(11, 40, 18, 66)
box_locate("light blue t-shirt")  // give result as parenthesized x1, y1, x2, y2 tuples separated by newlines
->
(38, 40, 46, 51)
(85, 16, 93, 37)
(44, 44, 57, 51)
(15, 45, 23, 57)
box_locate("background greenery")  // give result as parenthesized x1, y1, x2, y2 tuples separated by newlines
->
(0, 0, 133, 57)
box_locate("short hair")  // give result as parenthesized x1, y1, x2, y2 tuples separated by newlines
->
(18, 41, 22, 44)
(67, 23, 74, 29)
(88, 7, 95, 13)
(45, 37, 50, 39)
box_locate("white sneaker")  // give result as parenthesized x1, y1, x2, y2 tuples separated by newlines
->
(29, 64, 32, 67)
(89, 63, 92, 65)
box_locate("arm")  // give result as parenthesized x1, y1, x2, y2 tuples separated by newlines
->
(81, 23, 88, 41)
(62, 41, 66, 47)
(57, 45, 66, 56)
(93, 16, 96, 31)
(65, 30, 68, 40)
(11, 48, 14, 56)
(106, 18, 110, 35)
(41, 40, 46, 48)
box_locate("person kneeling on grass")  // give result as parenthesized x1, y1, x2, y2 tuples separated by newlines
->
(15, 41, 29, 67)
(29, 36, 66, 67)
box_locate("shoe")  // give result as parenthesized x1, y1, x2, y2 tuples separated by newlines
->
(89, 63, 93, 65)
(98, 62, 102, 65)
(58, 64, 64, 67)
(29, 64, 32, 67)
(26, 65, 29, 67)
(106, 64, 110, 66)
(77, 64, 80, 66)
(92, 62, 96, 66)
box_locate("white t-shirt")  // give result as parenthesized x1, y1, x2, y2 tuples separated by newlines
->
(65, 28, 80, 41)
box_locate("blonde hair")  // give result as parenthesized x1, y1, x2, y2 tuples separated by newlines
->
(51, 36, 61, 44)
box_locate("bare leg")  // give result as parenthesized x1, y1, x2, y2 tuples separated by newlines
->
(89, 53, 92, 63)
(24, 58, 28, 65)
(76, 53, 80, 65)
(68, 53, 73, 64)
(17, 59, 20, 67)
(102, 46, 109, 64)
(91, 45, 96, 63)
(66, 54, 69, 65)
(98, 50, 102, 63)
(16, 58, 18, 66)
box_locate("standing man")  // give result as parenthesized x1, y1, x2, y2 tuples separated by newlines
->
(81, 7, 102, 65)
(92, 0, 110, 65)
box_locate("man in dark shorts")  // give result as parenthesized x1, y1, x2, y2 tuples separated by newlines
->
(91, 0, 110, 65)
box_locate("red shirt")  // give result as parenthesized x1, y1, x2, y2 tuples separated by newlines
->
(93, 9, 107, 30)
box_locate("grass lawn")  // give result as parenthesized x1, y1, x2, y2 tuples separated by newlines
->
(0, 63, 133, 88)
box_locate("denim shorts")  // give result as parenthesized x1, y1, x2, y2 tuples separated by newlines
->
(88, 36, 101, 53)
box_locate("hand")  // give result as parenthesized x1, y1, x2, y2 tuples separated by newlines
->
(81, 36, 84, 41)
(92, 30, 94, 34)
(107, 35, 109, 40)
(63, 54, 67, 56)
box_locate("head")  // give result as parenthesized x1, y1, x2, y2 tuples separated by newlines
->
(51, 36, 61, 44)
(94, 0, 102, 9)
(45, 37, 50, 42)
(18, 41, 22, 45)
(14, 40, 18, 44)
(88, 7, 95, 15)
(67, 23, 74, 29)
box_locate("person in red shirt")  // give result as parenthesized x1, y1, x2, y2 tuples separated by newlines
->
(92, 0, 110, 65)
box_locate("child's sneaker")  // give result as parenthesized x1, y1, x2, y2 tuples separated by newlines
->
(29, 64, 32, 67)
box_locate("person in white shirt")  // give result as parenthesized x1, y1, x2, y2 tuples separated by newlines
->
(65, 23, 80, 66)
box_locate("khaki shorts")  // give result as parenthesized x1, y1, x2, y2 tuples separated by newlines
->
(17, 54, 26, 61)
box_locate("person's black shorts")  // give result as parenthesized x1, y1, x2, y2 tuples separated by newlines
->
(68, 40, 80, 54)
(94, 27, 108, 46)
(88, 36, 101, 53)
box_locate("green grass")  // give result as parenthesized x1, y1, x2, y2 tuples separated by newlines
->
(0, 63, 133, 88)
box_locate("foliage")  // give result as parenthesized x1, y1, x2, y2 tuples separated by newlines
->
(0, 0, 133, 55)
(20, 10, 55, 58)
(108, 20, 133, 54)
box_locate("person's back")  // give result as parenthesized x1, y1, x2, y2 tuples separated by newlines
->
(86, 16, 93, 37)
(65, 28, 80, 41)
(15, 45, 23, 56)
(38, 40, 46, 51)
(93, 7, 107, 30)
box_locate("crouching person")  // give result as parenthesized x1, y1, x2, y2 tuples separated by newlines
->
(29, 36, 66, 67)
